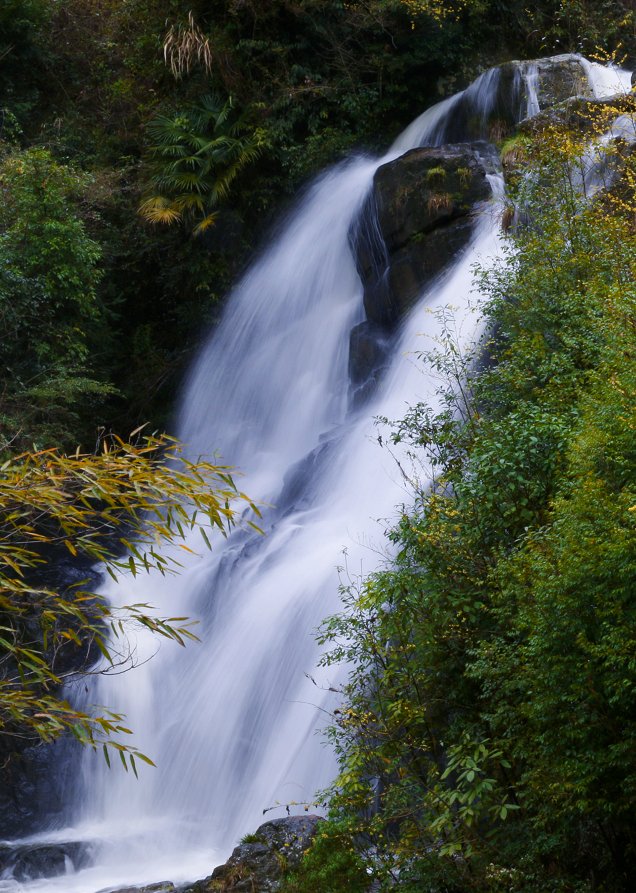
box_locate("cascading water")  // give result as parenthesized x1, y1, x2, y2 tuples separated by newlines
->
(5, 55, 632, 893)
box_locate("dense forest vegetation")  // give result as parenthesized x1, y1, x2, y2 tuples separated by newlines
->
(2, 0, 636, 447)
(280, 112, 636, 891)
(2, 1, 636, 891)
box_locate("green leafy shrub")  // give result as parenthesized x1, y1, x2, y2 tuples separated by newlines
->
(280, 818, 369, 893)
(306, 101, 636, 892)
(0, 147, 114, 448)
(0, 432, 258, 766)
(139, 94, 266, 235)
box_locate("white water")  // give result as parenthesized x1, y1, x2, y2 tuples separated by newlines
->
(6, 56, 632, 893)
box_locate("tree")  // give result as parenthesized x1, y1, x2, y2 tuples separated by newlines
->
(0, 0, 50, 117)
(0, 146, 112, 449)
(0, 432, 258, 770)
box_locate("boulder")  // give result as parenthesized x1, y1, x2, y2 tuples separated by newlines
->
(433, 54, 596, 145)
(182, 815, 322, 893)
(514, 53, 593, 110)
(0, 839, 93, 882)
(0, 741, 73, 839)
(353, 144, 492, 329)
(519, 92, 636, 136)
(279, 439, 335, 511)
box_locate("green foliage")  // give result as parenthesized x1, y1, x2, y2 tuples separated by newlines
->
(0, 432, 258, 767)
(279, 818, 369, 893)
(523, 0, 636, 58)
(306, 105, 636, 891)
(139, 94, 266, 235)
(0, 0, 51, 118)
(474, 283, 636, 876)
(0, 147, 113, 448)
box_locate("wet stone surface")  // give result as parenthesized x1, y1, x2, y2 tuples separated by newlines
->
(0, 839, 94, 882)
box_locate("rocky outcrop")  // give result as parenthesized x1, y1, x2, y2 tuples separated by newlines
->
(350, 53, 614, 339)
(0, 838, 93, 883)
(348, 320, 393, 406)
(347, 54, 621, 401)
(0, 739, 78, 840)
(352, 143, 492, 331)
(182, 816, 322, 893)
(514, 54, 593, 109)
(429, 54, 596, 145)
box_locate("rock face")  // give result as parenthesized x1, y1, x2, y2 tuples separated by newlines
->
(348, 321, 393, 406)
(0, 838, 94, 883)
(0, 740, 71, 840)
(425, 54, 595, 145)
(105, 883, 176, 893)
(182, 816, 322, 893)
(352, 144, 492, 331)
(523, 54, 593, 108)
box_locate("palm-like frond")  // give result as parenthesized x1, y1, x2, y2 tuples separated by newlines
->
(192, 212, 219, 236)
(138, 196, 182, 225)
(140, 96, 266, 235)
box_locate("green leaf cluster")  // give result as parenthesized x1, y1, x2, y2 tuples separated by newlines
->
(139, 94, 266, 235)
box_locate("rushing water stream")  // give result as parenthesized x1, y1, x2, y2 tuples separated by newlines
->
(4, 56, 632, 893)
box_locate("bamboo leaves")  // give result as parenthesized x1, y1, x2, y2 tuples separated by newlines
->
(0, 432, 259, 765)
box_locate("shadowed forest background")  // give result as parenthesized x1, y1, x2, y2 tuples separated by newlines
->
(2, 3, 636, 892)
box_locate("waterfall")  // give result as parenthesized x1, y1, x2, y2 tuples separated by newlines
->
(7, 56, 631, 893)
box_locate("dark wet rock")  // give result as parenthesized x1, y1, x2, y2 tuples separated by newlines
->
(440, 65, 521, 144)
(435, 54, 596, 145)
(102, 883, 176, 893)
(349, 321, 391, 387)
(0, 741, 74, 840)
(354, 144, 491, 329)
(381, 214, 475, 322)
(374, 145, 491, 253)
(0, 838, 94, 882)
(182, 815, 322, 893)
(350, 55, 612, 337)
(279, 439, 335, 512)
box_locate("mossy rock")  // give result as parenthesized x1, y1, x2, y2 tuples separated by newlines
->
(182, 816, 323, 893)
(519, 93, 636, 137)
(353, 143, 492, 328)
